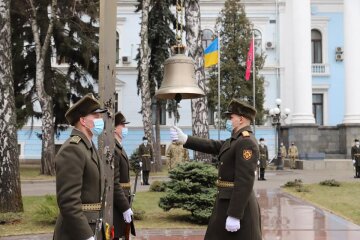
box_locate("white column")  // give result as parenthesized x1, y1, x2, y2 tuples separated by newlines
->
(343, 0, 360, 123)
(290, 0, 315, 124)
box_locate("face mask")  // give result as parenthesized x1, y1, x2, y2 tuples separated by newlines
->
(356, 142, 359, 147)
(90, 118, 104, 136)
(225, 120, 233, 133)
(143, 140, 148, 145)
(121, 127, 128, 139)
(260, 141, 264, 146)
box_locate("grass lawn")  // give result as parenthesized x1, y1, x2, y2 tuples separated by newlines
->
(283, 181, 360, 225)
(20, 164, 168, 180)
(20, 165, 55, 181)
(0, 192, 204, 237)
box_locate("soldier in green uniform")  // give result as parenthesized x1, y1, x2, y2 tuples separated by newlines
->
(113, 112, 135, 239)
(171, 99, 262, 240)
(138, 137, 154, 185)
(166, 136, 190, 170)
(258, 138, 268, 181)
(53, 94, 133, 240)
(351, 138, 360, 178)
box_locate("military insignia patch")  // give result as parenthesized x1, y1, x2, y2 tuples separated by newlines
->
(243, 150, 252, 160)
(70, 135, 81, 144)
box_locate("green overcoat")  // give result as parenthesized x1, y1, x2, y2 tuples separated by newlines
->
(113, 140, 135, 238)
(53, 129, 129, 240)
(184, 126, 262, 240)
(138, 143, 153, 171)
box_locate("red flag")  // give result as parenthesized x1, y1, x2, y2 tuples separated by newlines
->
(245, 38, 254, 81)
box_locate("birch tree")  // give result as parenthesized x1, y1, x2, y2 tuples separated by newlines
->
(0, 0, 23, 212)
(138, 0, 153, 149)
(26, 0, 57, 175)
(185, 0, 210, 162)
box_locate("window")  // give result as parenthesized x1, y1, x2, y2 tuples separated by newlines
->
(115, 93, 119, 112)
(202, 29, 215, 49)
(311, 29, 322, 63)
(208, 105, 215, 125)
(116, 32, 120, 64)
(152, 99, 166, 125)
(55, 144, 62, 154)
(254, 29, 262, 55)
(312, 94, 323, 125)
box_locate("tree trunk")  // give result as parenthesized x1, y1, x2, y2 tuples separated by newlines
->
(153, 101, 162, 172)
(185, 0, 210, 162)
(0, 0, 24, 212)
(139, 0, 153, 147)
(28, 0, 57, 175)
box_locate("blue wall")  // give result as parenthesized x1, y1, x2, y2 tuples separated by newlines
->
(18, 126, 276, 161)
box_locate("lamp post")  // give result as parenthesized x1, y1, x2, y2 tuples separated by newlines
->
(269, 98, 290, 170)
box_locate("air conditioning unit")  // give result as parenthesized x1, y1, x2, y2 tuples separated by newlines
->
(265, 41, 275, 49)
(336, 47, 343, 53)
(122, 56, 131, 64)
(336, 53, 343, 61)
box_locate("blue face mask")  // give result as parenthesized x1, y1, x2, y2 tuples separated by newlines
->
(91, 118, 104, 136)
(121, 127, 128, 138)
(225, 120, 233, 133)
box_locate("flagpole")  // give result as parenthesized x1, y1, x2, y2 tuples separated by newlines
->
(252, 30, 256, 135)
(217, 31, 221, 140)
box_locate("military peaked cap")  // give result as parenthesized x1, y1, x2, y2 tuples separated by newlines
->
(115, 111, 130, 126)
(355, 139, 359, 142)
(143, 136, 148, 141)
(65, 93, 107, 125)
(224, 99, 257, 121)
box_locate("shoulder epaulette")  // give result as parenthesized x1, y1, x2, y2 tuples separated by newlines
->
(242, 131, 250, 137)
(70, 135, 82, 144)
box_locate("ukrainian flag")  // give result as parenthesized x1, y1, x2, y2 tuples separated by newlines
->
(204, 38, 219, 68)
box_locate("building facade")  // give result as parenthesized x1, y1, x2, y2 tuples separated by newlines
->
(19, 0, 360, 161)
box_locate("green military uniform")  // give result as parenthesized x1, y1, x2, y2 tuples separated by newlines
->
(138, 139, 153, 185)
(259, 143, 268, 180)
(113, 112, 135, 239)
(53, 94, 130, 240)
(351, 140, 360, 178)
(288, 144, 298, 169)
(166, 141, 190, 170)
(183, 99, 262, 240)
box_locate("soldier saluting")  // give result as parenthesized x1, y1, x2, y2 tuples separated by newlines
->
(351, 138, 360, 178)
(171, 99, 262, 240)
(53, 94, 133, 240)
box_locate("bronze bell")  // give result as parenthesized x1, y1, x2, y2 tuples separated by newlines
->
(155, 46, 205, 102)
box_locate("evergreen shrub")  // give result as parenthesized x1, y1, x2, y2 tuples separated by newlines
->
(159, 162, 217, 224)
(150, 181, 166, 192)
(319, 179, 341, 187)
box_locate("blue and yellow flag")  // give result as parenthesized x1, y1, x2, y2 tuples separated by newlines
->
(204, 38, 219, 68)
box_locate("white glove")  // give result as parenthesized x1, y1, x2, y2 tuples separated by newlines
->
(225, 216, 240, 232)
(353, 160, 356, 164)
(257, 161, 260, 165)
(139, 162, 143, 167)
(123, 208, 133, 223)
(170, 126, 188, 144)
(86, 237, 95, 240)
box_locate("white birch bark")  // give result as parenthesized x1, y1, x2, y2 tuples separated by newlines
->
(139, 0, 154, 149)
(0, 0, 24, 212)
(27, 0, 57, 175)
(185, 0, 210, 162)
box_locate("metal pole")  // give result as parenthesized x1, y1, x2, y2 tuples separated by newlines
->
(217, 31, 221, 140)
(98, 0, 117, 229)
(252, 30, 256, 134)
